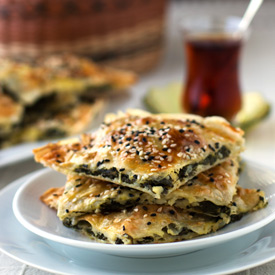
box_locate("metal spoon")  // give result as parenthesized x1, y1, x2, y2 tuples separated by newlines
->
(239, 0, 264, 30)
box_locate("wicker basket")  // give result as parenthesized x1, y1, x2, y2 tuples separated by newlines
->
(0, 0, 167, 73)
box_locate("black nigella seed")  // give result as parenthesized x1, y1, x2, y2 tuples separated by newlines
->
(145, 152, 151, 155)
(158, 137, 162, 141)
(119, 168, 125, 171)
(136, 150, 139, 155)
(97, 161, 103, 167)
(158, 164, 162, 168)
(117, 190, 122, 194)
(123, 225, 126, 231)
(208, 144, 215, 152)
(95, 194, 100, 197)
(75, 183, 82, 188)
(208, 173, 214, 177)
(129, 193, 134, 197)
(117, 148, 121, 152)
(119, 141, 123, 144)
(148, 156, 155, 161)
(126, 137, 132, 141)
(162, 148, 168, 152)
(126, 143, 130, 147)
(56, 160, 62, 163)
(146, 120, 149, 124)
(133, 175, 138, 179)
(232, 202, 237, 206)
(163, 155, 168, 159)
(194, 140, 200, 144)
(143, 206, 148, 211)
(257, 189, 261, 192)
(186, 124, 191, 127)
(126, 123, 132, 126)
(150, 213, 157, 217)
(185, 147, 190, 152)
(169, 210, 175, 215)
(179, 129, 184, 133)
(142, 137, 147, 142)
(104, 159, 110, 162)
(215, 142, 220, 149)
(201, 147, 206, 152)
(188, 129, 194, 133)
(210, 177, 215, 182)
(142, 159, 147, 162)
(160, 121, 165, 124)
(147, 222, 152, 225)
(65, 209, 69, 213)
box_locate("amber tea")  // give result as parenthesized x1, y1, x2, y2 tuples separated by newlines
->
(181, 17, 246, 121)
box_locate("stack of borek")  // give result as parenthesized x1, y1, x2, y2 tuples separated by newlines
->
(0, 55, 136, 148)
(34, 109, 267, 244)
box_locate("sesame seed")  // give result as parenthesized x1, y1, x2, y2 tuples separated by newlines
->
(144, 214, 148, 218)
(170, 144, 177, 147)
(157, 207, 162, 213)
(134, 208, 139, 212)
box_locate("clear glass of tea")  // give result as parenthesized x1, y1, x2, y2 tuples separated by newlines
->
(180, 16, 249, 121)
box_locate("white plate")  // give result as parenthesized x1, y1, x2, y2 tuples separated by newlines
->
(1, 173, 275, 275)
(13, 161, 275, 258)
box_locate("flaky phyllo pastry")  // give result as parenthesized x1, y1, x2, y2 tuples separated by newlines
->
(0, 55, 136, 148)
(41, 166, 267, 244)
(34, 109, 245, 198)
(36, 110, 267, 245)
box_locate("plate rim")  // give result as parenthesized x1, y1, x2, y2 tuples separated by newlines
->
(12, 160, 275, 254)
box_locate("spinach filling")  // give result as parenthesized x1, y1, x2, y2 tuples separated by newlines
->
(195, 201, 231, 216)
(178, 145, 231, 180)
(73, 145, 231, 195)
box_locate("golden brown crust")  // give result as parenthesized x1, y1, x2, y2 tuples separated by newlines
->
(40, 187, 64, 209)
(40, 181, 267, 244)
(34, 110, 244, 198)
(0, 92, 23, 133)
(69, 205, 229, 244)
(1, 100, 104, 148)
(43, 159, 238, 220)
(0, 55, 137, 105)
